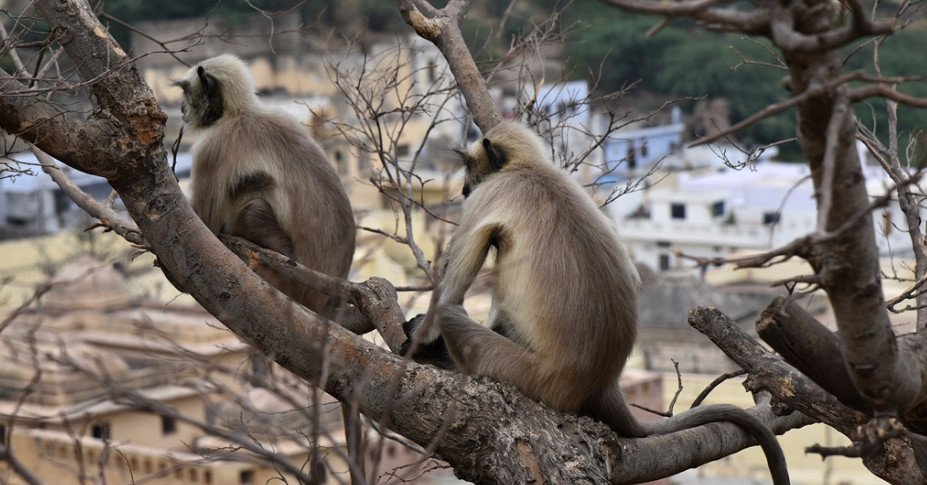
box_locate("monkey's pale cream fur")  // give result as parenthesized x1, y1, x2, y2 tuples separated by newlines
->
(180, 54, 355, 315)
(415, 121, 789, 485)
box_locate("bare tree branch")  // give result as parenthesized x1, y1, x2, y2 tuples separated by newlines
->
(396, 0, 501, 131)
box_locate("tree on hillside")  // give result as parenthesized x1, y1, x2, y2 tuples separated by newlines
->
(2, 0, 927, 483)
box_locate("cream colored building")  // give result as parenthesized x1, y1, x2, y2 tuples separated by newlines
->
(0, 252, 433, 484)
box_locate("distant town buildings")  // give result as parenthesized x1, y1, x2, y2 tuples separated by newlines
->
(0, 255, 433, 484)
(614, 141, 917, 274)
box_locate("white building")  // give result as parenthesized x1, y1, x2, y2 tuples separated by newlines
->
(0, 151, 193, 239)
(617, 153, 916, 273)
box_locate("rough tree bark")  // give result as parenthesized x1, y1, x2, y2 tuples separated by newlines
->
(599, 0, 927, 480)
(1, 0, 925, 482)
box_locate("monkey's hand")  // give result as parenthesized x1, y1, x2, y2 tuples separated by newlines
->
(399, 314, 456, 370)
(400, 314, 426, 357)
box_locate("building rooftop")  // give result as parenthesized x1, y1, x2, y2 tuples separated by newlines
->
(0, 253, 243, 413)
(42, 255, 136, 312)
(638, 274, 770, 329)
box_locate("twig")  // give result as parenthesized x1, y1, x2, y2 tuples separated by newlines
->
(170, 125, 184, 182)
(691, 370, 747, 408)
(35, 148, 144, 246)
(631, 360, 683, 417)
(690, 71, 866, 147)
(816, 95, 850, 234)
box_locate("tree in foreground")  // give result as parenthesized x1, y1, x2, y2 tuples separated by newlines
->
(1, 0, 927, 483)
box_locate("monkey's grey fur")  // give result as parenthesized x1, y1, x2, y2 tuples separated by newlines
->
(409, 121, 789, 485)
(177, 54, 355, 317)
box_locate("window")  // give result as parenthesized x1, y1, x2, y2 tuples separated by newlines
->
(161, 415, 176, 435)
(333, 150, 347, 175)
(640, 141, 649, 158)
(670, 203, 686, 220)
(6, 216, 27, 226)
(91, 423, 111, 441)
(658, 254, 671, 271)
(626, 144, 637, 169)
(711, 201, 725, 218)
(240, 469, 255, 485)
(656, 241, 672, 248)
(396, 144, 410, 158)
(762, 211, 780, 225)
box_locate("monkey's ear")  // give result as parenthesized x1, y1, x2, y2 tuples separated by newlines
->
(197, 66, 216, 96)
(482, 138, 506, 171)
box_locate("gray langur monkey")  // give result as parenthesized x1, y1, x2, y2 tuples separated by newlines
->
(177, 55, 368, 481)
(176, 54, 361, 325)
(405, 121, 790, 485)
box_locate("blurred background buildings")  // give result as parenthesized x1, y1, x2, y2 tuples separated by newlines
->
(1, 0, 919, 483)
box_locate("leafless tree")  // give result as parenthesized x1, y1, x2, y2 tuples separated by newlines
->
(1, 0, 927, 483)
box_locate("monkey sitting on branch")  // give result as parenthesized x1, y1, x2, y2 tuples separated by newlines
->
(404, 121, 790, 485)
(175, 54, 363, 329)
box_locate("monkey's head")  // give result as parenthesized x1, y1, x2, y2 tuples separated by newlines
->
(458, 121, 548, 197)
(174, 54, 258, 128)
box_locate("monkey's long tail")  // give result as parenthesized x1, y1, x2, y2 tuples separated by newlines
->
(589, 386, 790, 485)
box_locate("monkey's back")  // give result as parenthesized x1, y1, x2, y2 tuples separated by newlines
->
(191, 109, 355, 310)
(464, 163, 638, 385)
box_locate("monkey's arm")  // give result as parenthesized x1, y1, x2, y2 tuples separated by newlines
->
(411, 224, 498, 345)
(437, 224, 499, 305)
(232, 198, 295, 257)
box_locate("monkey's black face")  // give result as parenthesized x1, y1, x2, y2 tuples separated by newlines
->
(172, 79, 192, 123)
(456, 137, 508, 198)
(173, 66, 224, 128)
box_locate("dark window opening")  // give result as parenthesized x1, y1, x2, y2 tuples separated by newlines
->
(763, 212, 780, 225)
(711, 201, 725, 218)
(658, 254, 671, 271)
(333, 150, 347, 175)
(240, 469, 255, 485)
(91, 423, 110, 441)
(161, 415, 176, 435)
(670, 203, 686, 220)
